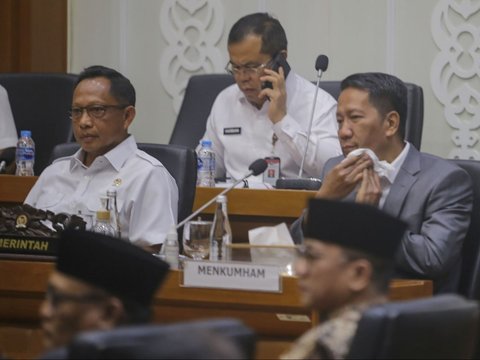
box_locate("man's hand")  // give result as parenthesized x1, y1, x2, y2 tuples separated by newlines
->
(356, 167, 382, 206)
(316, 154, 373, 200)
(259, 67, 287, 123)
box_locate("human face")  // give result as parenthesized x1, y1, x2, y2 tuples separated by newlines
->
(72, 77, 135, 166)
(228, 35, 272, 107)
(39, 271, 112, 350)
(336, 88, 390, 159)
(295, 240, 354, 313)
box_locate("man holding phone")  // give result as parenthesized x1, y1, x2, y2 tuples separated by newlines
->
(200, 13, 341, 184)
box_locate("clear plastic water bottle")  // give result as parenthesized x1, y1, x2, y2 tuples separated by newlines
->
(92, 210, 116, 236)
(209, 195, 232, 261)
(15, 130, 35, 176)
(197, 139, 216, 187)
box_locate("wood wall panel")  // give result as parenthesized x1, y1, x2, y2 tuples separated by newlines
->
(0, 0, 66, 73)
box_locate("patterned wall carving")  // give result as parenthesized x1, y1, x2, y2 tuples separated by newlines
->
(431, 0, 480, 159)
(159, 0, 225, 114)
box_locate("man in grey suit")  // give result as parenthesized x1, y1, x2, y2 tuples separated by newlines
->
(294, 72, 473, 293)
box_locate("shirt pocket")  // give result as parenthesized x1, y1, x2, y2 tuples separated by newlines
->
(35, 190, 65, 210)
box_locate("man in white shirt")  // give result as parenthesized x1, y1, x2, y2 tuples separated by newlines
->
(25, 66, 178, 253)
(200, 13, 341, 182)
(310, 72, 473, 293)
(0, 85, 18, 173)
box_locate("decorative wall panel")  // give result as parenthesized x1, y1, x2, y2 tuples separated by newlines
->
(159, 0, 225, 114)
(431, 0, 480, 159)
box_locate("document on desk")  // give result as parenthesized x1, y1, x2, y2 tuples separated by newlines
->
(183, 260, 282, 292)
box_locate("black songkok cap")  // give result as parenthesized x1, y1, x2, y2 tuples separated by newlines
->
(56, 229, 170, 307)
(305, 199, 407, 259)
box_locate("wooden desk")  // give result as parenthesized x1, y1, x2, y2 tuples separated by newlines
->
(0, 257, 432, 359)
(0, 175, 315, 242)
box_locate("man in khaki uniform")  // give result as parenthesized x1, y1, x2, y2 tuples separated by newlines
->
(282, 198, 406, 359)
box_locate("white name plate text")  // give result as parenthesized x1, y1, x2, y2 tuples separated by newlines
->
(183, 260, 282, 292)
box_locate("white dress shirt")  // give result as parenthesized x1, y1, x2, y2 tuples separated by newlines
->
(379, 142, 410, 208)
(201, 71, 342, 181)
(0, 85, 18, 149)
(25, 135, 178, 246)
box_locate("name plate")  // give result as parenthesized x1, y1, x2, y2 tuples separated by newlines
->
(0, 235, 58, 255)
(183, 260, 282, 292)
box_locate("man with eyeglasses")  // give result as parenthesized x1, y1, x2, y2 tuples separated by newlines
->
(24, 65, 178, 253)
(38, 229, 170, 356)
(281, 199, 406, 359)
(199, 13, 341, 183)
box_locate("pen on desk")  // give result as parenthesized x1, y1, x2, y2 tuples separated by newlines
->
(0, 160, 6, 173)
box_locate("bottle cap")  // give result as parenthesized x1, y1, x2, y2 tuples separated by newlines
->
(96, 210, 110, 221)
(20, 130, 32, 137)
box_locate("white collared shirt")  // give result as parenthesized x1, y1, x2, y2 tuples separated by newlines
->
(379, 142, 410, 208)
(25, 135, 178, 246)
(0, 85, 18, 149)
(201, 71, 342, 181)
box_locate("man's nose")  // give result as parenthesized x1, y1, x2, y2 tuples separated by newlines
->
(338, 122, 352, 138)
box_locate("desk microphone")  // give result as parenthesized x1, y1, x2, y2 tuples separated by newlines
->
(176, 158, 268, 229)
(276, 54, 329, 190)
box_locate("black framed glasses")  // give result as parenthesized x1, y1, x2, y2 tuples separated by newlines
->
(225, 60, 272, 76)
(45, 285, 107, 308)
(69, 104, 129, 121)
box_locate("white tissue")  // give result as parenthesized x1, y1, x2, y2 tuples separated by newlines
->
(345, 148, 395, 181)
(248, 222, 294, 246)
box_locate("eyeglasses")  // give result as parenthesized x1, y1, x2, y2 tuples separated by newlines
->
(225, 60, 272, 76)
(69, 104, 129, 121)
(45, 285, 106, 308)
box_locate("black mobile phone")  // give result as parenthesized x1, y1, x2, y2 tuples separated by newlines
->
(262, 53, 291, 90)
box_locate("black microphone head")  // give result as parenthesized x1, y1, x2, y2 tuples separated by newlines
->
(315, 55, 329, 72)
(249, 159, 268, 176)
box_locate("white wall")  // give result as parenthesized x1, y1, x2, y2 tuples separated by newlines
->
(68, 0, 480, 159)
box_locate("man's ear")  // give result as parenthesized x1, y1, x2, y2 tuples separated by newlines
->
(384, 111, 400, 138)
(347, 259, 373, 293)
(98, 297, 126, 329)
(123, 105, 135, 130)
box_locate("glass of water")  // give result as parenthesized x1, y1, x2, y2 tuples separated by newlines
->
(183, 220, 212, 260)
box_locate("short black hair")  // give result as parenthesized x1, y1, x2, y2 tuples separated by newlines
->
(228, 13, 287, 56)
(75, 65, 136, 106)
(341, 72, 407, 140)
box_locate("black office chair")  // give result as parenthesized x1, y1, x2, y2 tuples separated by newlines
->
(65, 318, 255, 359)
(347, 294, 479, 359)
(168, 73, 424, 150)
(0, 73, 77, 175)
(449, 159, 480, 301)
(169, 74, 235, 149)
(49, 142, 197, 224)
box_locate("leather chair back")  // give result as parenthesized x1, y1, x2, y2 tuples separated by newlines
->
(67, 318, 255, 359)
(347, 294, 479, 359)
(450, 159, 480, 300)
(168, 74, 424, 150)
(0, 73, 77, 175)
(49, 142, 197, 224)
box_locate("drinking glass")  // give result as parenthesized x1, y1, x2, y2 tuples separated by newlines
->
(183, 220, 212, 260)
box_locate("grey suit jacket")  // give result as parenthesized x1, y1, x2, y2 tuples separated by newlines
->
(292, 145, 473, 293)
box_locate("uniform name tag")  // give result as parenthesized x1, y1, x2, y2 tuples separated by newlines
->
(223, 127, 241, 135)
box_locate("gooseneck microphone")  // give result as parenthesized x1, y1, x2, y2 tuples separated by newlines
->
(176, 158, 268, 229)
(299, 54, 329, 177)
(276, 54, 329, 190)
